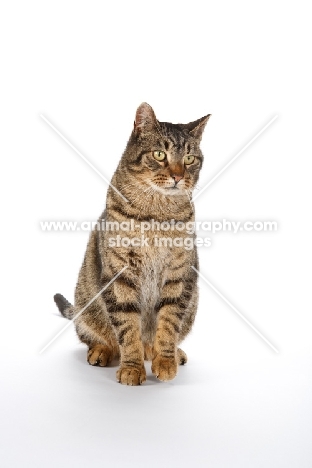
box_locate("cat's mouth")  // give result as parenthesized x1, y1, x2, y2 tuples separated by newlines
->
(153, 185, 187, 196)
(154, 184, 179, 190)
(164, 183, 186, 191)
(147, 181, 190, 196)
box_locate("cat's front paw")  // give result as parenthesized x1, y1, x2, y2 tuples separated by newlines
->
(116, 366, 146, 386)
(151, 355, 178, 381)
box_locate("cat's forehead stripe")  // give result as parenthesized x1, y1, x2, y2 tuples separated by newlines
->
(160, 124, 188, 152)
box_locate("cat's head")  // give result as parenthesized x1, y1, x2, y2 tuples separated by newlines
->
(123, 103, 210, 196)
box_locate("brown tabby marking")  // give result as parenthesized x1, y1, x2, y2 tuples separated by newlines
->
(54, 103, 210, 385)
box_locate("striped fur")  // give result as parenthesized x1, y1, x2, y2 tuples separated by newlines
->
(54, 103, 210, 385)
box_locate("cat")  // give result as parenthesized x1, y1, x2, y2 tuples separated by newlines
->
(54, 103, 210, 385)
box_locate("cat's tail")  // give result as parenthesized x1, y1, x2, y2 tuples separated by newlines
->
(54, 293, 75, 320)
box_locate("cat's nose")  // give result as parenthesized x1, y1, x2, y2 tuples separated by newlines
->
(172, 174, 183, 183)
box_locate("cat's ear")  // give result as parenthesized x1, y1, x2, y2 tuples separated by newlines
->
(183, 114, 211, 141)
(134, 103, 159, 134)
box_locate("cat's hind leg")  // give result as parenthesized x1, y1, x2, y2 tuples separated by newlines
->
(87, 344, 114, 367)
(177, 348, 187, 365)
(75, 313, 119, 367)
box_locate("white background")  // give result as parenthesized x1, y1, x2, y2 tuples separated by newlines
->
(1, 1, 312, 467)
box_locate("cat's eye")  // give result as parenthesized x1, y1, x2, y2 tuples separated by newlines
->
(153, 150, 166, 161)
(184, 155, 195, 165)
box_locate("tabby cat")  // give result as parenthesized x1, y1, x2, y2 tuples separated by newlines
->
(54, 103, 210, 385)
